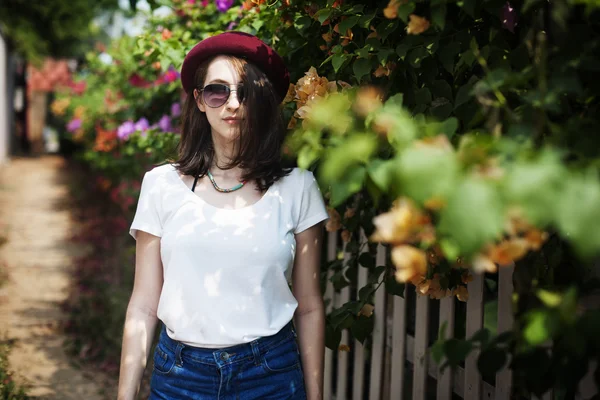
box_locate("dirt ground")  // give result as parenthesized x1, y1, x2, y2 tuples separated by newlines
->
(0, 155, 116, 399)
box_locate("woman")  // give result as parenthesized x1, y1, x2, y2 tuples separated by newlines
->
(117, 31, 328, 400)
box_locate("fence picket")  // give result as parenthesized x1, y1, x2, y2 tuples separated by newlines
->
(352, 231, 369, 400)
(496, 264, 514, 400)
(413, 294, 430, 400)
(437, 296, 455, 400)
(324, 231, 337, 400)
(389, 286, 407, 399)
(335, 249, 351, 400)
(464, 273, 484, 400)
(368, 244, 387, 400)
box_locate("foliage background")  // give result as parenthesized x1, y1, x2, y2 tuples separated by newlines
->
(48, 0, 600, 397)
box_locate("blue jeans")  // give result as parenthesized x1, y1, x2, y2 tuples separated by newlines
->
(149, 322, 307, 399)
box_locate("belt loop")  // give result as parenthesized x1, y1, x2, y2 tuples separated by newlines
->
(175, 343, 185, 367)
(251, 340, 261, 366)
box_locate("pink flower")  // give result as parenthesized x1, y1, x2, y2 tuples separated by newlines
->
(216, 0, 234, 12)
(129, 73, 150, 88)
(67, 118, 82, 132)
(502, 2, 517, 32)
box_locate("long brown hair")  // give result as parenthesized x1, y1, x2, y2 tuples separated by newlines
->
(173, 55, 291, 192)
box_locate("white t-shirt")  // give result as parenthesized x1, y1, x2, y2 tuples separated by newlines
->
(129, 163, 329, 348)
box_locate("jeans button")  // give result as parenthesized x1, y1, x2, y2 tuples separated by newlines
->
(221, 352, 229, 361)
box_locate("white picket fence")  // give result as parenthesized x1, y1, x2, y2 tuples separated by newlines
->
(323, 231, 598, 400)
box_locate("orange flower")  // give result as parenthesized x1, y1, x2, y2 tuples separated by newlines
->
(287, 116, 297, 130)
(525, 229, 548, 251)
(371, 198, 428, 244)
(353, 86, 383, 117)
(406, 15, 430, 35)
(472, 254, 497, 273)
(383, 0, 402, 19)
(488, 238, 529, 265)
(344, 207, 356, 219)
(325, 208, 342, 232)
(373, 61, 396, 77)
(341, 230, 352, 243)
(392, 245, 428, 282)
(359, 304, 374, 317)
(161, 29, 172, 40)
(455, 285, 469, 302)
(283, 83, 296, 104)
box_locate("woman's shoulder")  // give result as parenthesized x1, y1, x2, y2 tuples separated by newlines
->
(144, 163, 176, 180)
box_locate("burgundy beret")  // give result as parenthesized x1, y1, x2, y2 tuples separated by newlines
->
(181, 31, 290, 103)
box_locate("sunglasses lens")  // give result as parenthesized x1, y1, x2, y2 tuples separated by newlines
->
(203, 84, 230, 107)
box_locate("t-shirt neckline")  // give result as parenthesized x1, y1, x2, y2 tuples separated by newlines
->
(168, 165, 274, 211)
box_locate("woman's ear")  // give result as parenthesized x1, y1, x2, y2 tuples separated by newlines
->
(194, 89, 206, 113)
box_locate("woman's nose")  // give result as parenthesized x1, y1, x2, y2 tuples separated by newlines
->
(226, 91, 241, 109)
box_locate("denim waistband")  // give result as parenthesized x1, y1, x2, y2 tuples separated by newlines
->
(157, 322, 296, 366)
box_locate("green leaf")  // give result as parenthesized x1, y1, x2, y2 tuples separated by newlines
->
(367, 159, 397, 192)
(396, 144, 459, 204)
(252, 19, 265, 31)
(294, 15, 313, 33)
(470, 328, 491, 346)
(359, 252, 375, 268)
(558, 287, 578, 324)
(414, 88, 432, 106)
(376, 19, 399, 42)
(358, 12, 376, 29)
(320, 134, 378, 183)
(353, 57, 372, 83)
(504, 152, 567, 226)
(297, 145, 321, 169)
(395, 44, 410, 59)
(385, 275, 405, 296)
(523, 310, 559, 346)
(437, 41, 461, 73)
(439, 178, 505, 256)
(397, 2, 416, 22)
(355, 45, 370, 59)
(329, 166, 367, 207)
(339, 15, 360, 34)
(377, 48, 396, 65)
(432, 80, 454, 102)
(444, 339, 473, 365)
(461, 0, 477, 18)
(537, 289, 562, 308)
(431, 3, 447, 30)
(325, 324, 342, 350)
(314, 8, 333, 24)
(407, 47, 430, 68)
(332, 53, 351, 73)
(454, 82, 475, 109)
(477, 347, 507, 377)
(556, 172, 600, 257)
(351, 315, 375, 344)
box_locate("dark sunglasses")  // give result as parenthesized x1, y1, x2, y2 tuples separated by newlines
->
(198, 84, 245, 108)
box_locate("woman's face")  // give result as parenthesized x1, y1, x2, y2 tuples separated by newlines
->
(194, 56, 244, 144)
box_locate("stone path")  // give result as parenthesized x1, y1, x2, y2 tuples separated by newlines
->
(0, 155, 112, 399)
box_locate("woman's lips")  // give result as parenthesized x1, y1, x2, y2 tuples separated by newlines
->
(224, 118, 240, 124)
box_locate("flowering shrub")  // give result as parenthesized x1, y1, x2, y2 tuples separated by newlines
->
(52, 0, 600, 396)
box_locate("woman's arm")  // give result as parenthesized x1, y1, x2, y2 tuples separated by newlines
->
(293, 222, 326, 400)
(117, 231, 164, 400)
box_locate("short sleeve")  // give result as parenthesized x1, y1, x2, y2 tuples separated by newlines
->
(294, 170, 329, 234)
(129, 170, 163, 240)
